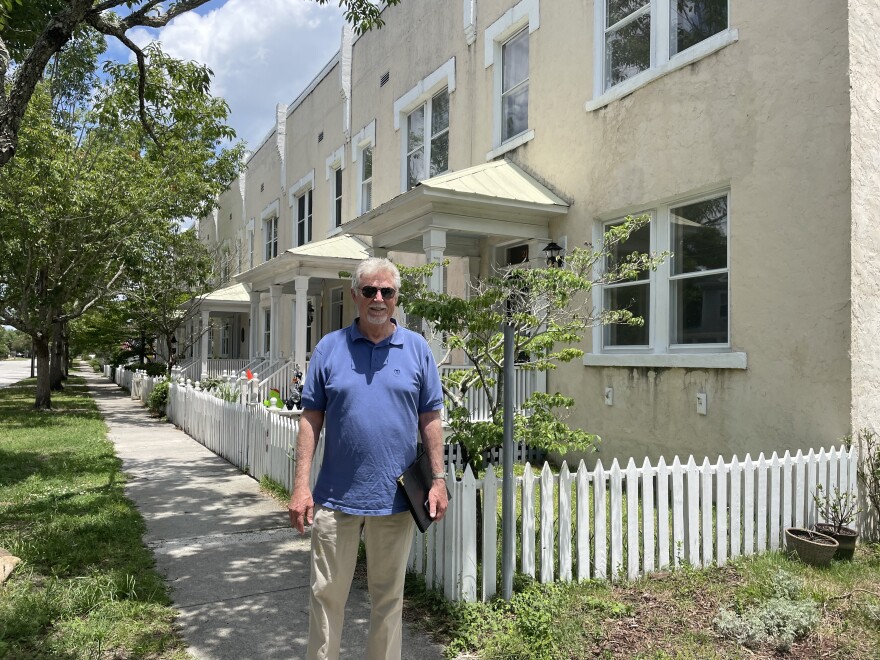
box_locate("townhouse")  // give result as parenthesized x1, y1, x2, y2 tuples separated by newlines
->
(192, 0, 880, 464)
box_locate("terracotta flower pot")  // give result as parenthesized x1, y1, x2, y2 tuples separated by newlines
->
(814, 523, 858, 561)
(784, 527, 838, 567)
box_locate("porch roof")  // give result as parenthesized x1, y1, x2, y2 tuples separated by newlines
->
(342, 160, 570, 255)
(235, 234, 370, 292)
(196, 282, 251, 313)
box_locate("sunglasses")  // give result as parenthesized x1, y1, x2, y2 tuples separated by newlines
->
(360, 286, 397, 299)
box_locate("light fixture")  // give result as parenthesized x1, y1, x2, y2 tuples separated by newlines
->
(542, 241, 564, 268)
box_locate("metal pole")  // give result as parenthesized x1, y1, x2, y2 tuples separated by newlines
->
(501, 321, 515, 600)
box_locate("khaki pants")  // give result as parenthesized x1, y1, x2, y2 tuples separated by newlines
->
(307, 506, 415, 660)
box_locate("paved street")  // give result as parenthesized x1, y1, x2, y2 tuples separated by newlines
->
(0, 358, 33, 388)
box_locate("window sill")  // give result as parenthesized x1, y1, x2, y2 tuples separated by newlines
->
(583, 351, 747, 370)
(486, 129, 535, 160)
(585, 28, 739, 113)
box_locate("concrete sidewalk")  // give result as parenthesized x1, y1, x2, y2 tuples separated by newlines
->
(81, 369, 445, 660)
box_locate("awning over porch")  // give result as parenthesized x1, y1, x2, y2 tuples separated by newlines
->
(197, 282, 251, 313)
(342, 159, 570, 256)
(233, 234, 371, 367)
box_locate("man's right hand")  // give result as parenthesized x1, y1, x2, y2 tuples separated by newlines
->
(287, 488, 314, 534)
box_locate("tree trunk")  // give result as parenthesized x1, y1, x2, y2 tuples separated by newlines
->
(62, 321, 70, 378)
(50, 321, 65, 391)
(34, 335, 52, 409)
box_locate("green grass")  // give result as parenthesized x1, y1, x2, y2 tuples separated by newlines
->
(0, 376, 189, 659)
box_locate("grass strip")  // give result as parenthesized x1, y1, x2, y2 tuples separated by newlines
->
(0, 375, 189, 659)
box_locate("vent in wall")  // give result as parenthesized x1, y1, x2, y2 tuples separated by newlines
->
(379, 71, 390, 87)
(318, 131, 324, 143)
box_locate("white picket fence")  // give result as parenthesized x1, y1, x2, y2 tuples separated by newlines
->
(420, 446, 862, 602)
(106, 372, 870, 604)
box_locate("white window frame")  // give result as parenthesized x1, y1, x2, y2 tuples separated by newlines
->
(260, 200, 279, 263)
(220, 321, 230, 358)
(288, 170, 315, 248)
(394, 58, 455, 192)
(325, 146, 345, 231)
(588, 0, 737, 111)
(402, 88, 450, 191)
(263, 308, 271, 355)
(586, 188, 746, 369)
(246, 217, 255, 270)
(330, 287, 344, 331)
(352, 121, 376, 215)
(484, 0, 539, 159)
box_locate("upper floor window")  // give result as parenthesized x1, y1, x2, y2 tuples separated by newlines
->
(501, 28, 529, 142)
(333, 167, 343, 227)
(603, 0, 729, 91)
(360, 146, 373, 213)
(296, 189, 313, 247)
(406, 88, 449, 190)
(599, 191, 729, 351)
(264, 215, 278, 261)
(484, 0, 538, 157)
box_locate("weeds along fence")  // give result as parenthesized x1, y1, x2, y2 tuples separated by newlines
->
(110, 373, 866, 605)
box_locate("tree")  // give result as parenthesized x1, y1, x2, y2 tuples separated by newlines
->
(0, 40, 243, 408)
(398, 216, 666, 469)
(0, 0, 403, 167)
(122, 228, 218, 372)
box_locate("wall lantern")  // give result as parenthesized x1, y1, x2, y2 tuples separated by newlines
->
(541, 241, 564, 268)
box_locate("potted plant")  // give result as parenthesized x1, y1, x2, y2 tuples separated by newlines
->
(812, 484, 860, 561)
(784, 527, 839, 567)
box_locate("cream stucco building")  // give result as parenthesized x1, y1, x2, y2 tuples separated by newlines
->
(192, 0, 880, 465)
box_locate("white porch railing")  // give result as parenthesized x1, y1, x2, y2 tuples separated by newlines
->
(439, 365, 541, 422)
(257, 359, 303, 403)
(203, 359, 252, 378)
(107, 372, 874, 605)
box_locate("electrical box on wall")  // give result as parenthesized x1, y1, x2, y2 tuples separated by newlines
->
(696, 392, 708, 415)
(604, 387, 613, 406)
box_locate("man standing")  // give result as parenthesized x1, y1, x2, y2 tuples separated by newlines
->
(287, 257, 448, 660)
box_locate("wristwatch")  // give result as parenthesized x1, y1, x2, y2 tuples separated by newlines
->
(432, 473, 446, 480)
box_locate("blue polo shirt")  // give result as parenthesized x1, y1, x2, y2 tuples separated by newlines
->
(302, 319, 443, 515)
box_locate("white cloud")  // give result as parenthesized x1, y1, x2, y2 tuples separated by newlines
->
(126, 0, 345, 149)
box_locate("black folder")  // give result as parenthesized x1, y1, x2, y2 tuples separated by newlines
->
(396, 452, 450, 533)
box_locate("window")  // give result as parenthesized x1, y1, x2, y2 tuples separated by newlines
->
(406, 88, 449, 190)
(501, 28, 529, 142)
(325, 147, 344, 230)
(602, 0, 729, 91)
(264, 215, 278, 261)
(263, 309, 271, 354)
(360, 146, 373, 213)
(296, 189, 312, 247)
(220, 321, 230, 357)
(600, 191, 729, 352)
(330, 288, 344, 331)
(333, 167, 343, 227)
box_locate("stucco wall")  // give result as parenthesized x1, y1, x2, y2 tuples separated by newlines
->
(849, 0, 880, 433)
(543, 1, 853, 463)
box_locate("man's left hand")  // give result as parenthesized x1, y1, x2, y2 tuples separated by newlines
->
(427, 480, 448, 521)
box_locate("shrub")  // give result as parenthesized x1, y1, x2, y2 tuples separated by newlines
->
(713, 569, 819, 652)
(148, 381, 169, 415)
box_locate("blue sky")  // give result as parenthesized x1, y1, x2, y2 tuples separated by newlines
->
(106, 0, 346, 150)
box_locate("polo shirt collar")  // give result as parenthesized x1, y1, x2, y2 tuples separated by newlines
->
(349, 318, 404, 346)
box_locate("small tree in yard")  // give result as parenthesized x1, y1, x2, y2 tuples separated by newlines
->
(398, 215, 666, 470)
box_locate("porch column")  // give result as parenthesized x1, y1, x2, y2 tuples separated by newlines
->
(269, 284, 283, 361)
(293, 276, 309, 370)
(199, 309, 210, 380)
(423, 228, 446, 362)
(249, 291, 260, 358)
(371, 247, 389, 258)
